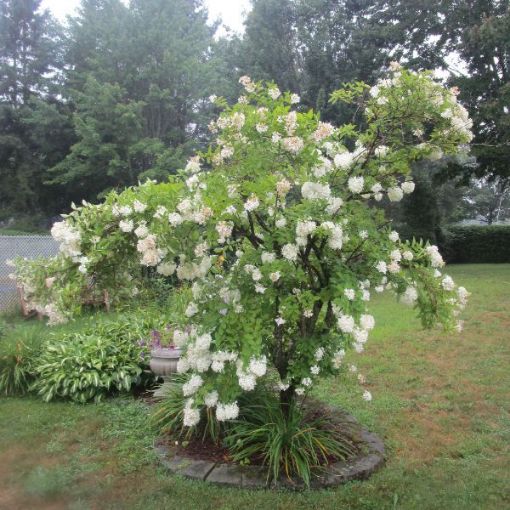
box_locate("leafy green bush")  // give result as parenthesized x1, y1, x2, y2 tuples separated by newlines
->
(33, 316, 155, 403)
(0, 325, 44, 395)
(442, 226, 510, 263)
(11, 180, 182, 325)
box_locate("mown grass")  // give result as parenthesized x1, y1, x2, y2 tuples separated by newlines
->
(0, 264, 509, 510)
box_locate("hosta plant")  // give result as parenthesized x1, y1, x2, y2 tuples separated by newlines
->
(33, 317, 155, 403)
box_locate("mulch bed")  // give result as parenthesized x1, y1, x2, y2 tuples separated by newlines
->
(160, 437, 232, 464)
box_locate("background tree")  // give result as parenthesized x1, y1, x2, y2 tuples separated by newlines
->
(460, 177, 510, 224)
(235, 0, 388, 123)
(362, 0, 510, 185)
(49, 0, 226, 202)
(452, 4, 510, 184)
(0, 0, 72, 222)
(0, 0, 61, 104)
(236, 0, 301, 94)
(1, 0, 506, 237)
(294, 0, 388, 120)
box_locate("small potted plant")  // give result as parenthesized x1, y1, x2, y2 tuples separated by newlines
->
(148, 326, 182, 378)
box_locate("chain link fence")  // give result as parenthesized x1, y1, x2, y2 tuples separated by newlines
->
(0, 235, 59, 311)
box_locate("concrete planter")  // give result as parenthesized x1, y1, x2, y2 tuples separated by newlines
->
(150, 347, 182, 377)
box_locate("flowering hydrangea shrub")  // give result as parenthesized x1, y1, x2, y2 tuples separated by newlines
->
(12, 66, 472, 433)
(151, 67, 472, 426)
(9, 255, 82, 325)
(11, 180, 183, 323)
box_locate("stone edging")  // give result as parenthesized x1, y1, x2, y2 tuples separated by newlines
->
(154, 407, 385, 489)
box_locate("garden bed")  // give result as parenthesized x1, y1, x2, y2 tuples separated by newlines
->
(154, 403, 385, 489)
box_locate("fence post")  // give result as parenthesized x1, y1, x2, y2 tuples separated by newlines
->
(18, 286, 29, 316)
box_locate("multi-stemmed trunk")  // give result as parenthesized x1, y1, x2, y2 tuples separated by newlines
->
(279, 386, 296, 420)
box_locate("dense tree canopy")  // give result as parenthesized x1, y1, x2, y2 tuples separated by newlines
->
(0, 0, 73, 217)
(0, 0, 507, 235)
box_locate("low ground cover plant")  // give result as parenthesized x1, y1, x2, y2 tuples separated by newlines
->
(34, 332, 148, 403)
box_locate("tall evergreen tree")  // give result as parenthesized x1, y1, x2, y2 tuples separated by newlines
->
(51, 0, 224, 199)
(236, 0, 388, 123)
(294, 0, 388, 120)
(0, 0, 71, 219)
(238, 0, 301, 94)
(452, 3, 510, 183)
(0, 0, 61, 104)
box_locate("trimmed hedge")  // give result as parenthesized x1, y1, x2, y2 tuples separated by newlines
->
(442, 226, 510, 263)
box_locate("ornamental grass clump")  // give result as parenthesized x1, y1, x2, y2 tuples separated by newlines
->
(0, 325, 44, 395)
(224, 391, 357, 486)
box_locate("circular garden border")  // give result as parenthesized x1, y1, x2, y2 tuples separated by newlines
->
(154, 405, 385, 489)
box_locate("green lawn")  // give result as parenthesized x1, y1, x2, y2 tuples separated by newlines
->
(1, 264, 509, 510)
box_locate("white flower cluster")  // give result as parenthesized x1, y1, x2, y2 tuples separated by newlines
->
(134, 222, 149, 238)
(334, 151, 354, 170)
(301, 182, 331, 201)
(313, 122, 335, 142)
(281, 243, 298, 262)
(177, 331, 213, 374)
(295, 220, 317, 246)
(133, 199, 147, 213)
(185, 156, 201, 174)
(173, 197, 213, 226)
(348, 176, 364, 194)
(236, 355, 267, 391)
(402, 286, 418, 305)
(425, 245, 445, 268)
(119, 219, 134, 232)
(282, 136, 304, 154)
(183, 398, 200, 427)
(322, 222, 344, 250)
(216, 401, 240, 421)
(335, 310, 376, 355)
(51, 221, 81, 260)
(175, 256, 212, 281)
(182, 374, 204, 397)
(216, 221, 234, 243)
(136, 234, 165, 266)
(112, 204, 132, 217)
